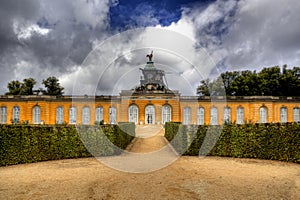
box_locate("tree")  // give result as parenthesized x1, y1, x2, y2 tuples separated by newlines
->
(20, 78, 36, 95)
(197, 65, 300, 96)
(42, 76, 64, 96)
(197, 79, 210, 96)
(5, 78, 36, 95)
(6, 80, 23, 95)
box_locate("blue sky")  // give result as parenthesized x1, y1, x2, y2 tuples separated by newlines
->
(0, 0, 300, 95)
(109, 0, 214, 28)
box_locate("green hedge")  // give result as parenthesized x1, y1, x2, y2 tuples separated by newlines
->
(165, 122, 300, 163)
(0, 123, 135, 166)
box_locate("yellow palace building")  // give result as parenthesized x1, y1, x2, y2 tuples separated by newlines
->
(1, 58, 300, 125)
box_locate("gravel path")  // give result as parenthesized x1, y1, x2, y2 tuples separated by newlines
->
(0, 125, 299, 199)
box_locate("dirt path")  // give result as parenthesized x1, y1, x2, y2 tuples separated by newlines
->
(0, 125, 299, 199)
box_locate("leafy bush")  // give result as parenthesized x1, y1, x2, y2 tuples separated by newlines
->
(0, 123, 135, 166)
(165, 122, 300, 163)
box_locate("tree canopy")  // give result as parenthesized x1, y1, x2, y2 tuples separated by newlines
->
(41, 76, 64, 96)
(5, 78, 36, 95)
(5, 76, 64, 96)
(197, 65, 300, 96)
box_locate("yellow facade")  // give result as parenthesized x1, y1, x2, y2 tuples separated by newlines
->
(1, 95, 300, 125)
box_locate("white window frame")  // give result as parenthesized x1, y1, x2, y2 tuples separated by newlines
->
(128, 105, 139, 124)
(33, 106, 41, 124)
(293, 107, 299, 122)
(197, 107, 205, 125)
(260, 107, 268, 123)
(82, 106, 90, 125)
(280, 107, 287, 123)
(162, 105, 172, 124)
(69, 107, 77, 124)
(56, 106, 64, 124)
(0, 106, 7, 124)
(210, 107, 218, 125)
(95, 106, 104, 123)
(183, 107, 191, 125)
(13, 106, 20, 123)
(236, 107, 244, 124)
(224, 107, 231, 124)
(109, 107, 117, 124)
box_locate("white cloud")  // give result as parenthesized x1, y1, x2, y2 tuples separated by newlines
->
(222, 0, 300, 69)
(2, 0, 300, 96)
(14, 23, 51, 40)
(183, 0, 300, 70)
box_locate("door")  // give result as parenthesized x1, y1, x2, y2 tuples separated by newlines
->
(145, 105, 155, 124)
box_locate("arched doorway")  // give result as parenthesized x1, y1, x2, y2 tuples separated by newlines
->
(145, 105, 155, 124)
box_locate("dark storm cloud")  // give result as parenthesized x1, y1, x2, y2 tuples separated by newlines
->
(0, 0, 111, 94)
(1, 0, 300, 95)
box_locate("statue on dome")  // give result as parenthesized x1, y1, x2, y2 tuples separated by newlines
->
(146, 51, 153, 62)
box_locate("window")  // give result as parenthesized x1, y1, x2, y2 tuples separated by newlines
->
(183, 107, 191, 125)
(129, 105, 139, 124)
(95, 106, 103, 123)
(236, 107, 244, 124)
(197, 107, 205, 125)
(293, 107, 300, 122)
(109, 107, 117, 124)
(280, 107, 287, 123)
(162, 105, 172, 124)
(56, 106, 64, 124)
(145, 105, 155, 124)
(69, 107, 77, 124)
(224, 107, 231, 124)
(33, 106, 41, 124)
(0, 106, 7, 124)
(13, 106, 20, 123)
(260, 107, 267, 123)
(82, 106, 90, 125)
(210, 107, 218, 125)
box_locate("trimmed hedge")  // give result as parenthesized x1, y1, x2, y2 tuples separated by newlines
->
(0, 123, 135, 166)
(165, 122, 300, 163)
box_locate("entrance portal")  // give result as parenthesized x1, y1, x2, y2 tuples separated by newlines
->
(145, 105, 155, 124)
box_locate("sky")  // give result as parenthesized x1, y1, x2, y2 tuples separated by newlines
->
(1, 0, 300, 95)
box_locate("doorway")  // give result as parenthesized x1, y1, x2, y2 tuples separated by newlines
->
(145, 105, 155, 124)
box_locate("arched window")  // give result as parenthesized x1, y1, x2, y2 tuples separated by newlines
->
(145, 105, 155, 124)
(236, 107, 244, 124)
(162, 105, 171, 124)
(13, 106, 20, 123)
(224, 107, 231, 124)
(95, 106, 103, 123)
(210, 107, 218, 125)
(69, 107, 77, 124)
(197, 107, 205, 125)
(82, 106, 90, 125)
(183, 107, 191, 125)
(280, 107, 287, 123)
(56, 106, 64, 124)
(0, 106, 7, 124)
(33, 106, 41, 124)
(293, 107, 300, 122)
(109, 107, 117, 124)
(260, 107, 268, 123)
(129, 105, 139, 124)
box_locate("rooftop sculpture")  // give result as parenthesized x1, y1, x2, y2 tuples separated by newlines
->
(146, 51, 153, 62)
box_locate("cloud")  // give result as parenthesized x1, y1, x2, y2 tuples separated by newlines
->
(0, 0, 111, 94)
(222, 0, 300, 69)
(1, 0, 300, 96)
(182, 0, 300, 71)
